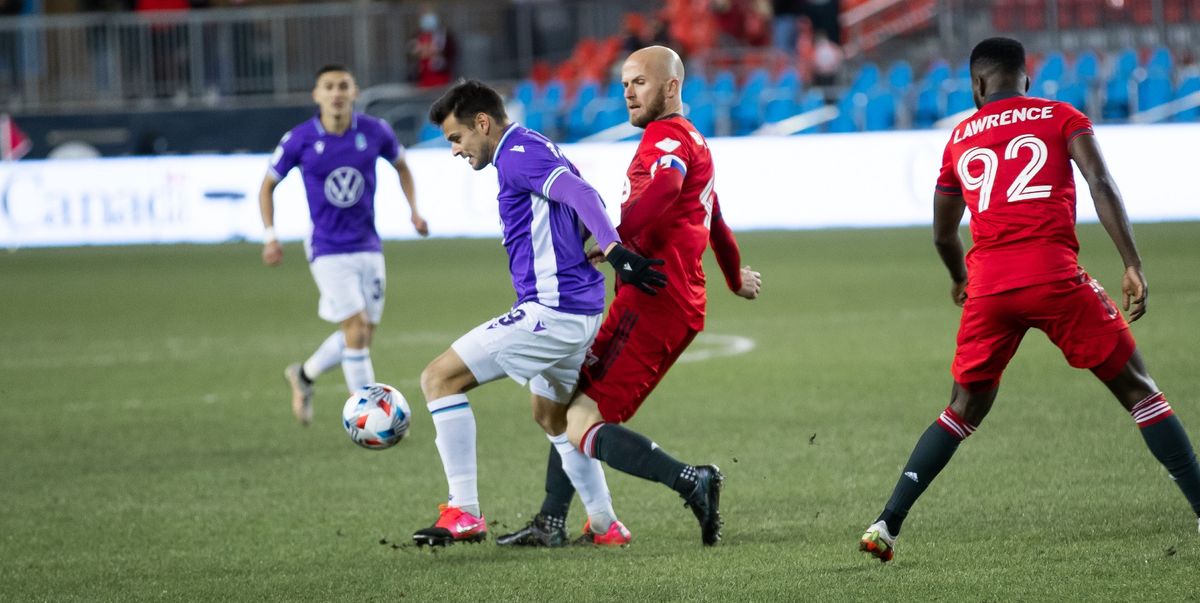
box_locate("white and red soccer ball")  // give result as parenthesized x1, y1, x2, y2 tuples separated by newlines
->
(342, 384, 411, 450)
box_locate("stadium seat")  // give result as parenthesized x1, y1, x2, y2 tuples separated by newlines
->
(849, 62, 880, 95)
(682, 73, 710, 106)
(1174, 76, 1200, 122)
(1073, 51, 1099, 83)
(1146, 46, 1173, 74)
(566, 81, 600, 142)
(1137, 72, 1173, 112)
(1037, 52, 1065, 83)
(796, 89, 827, 134)
(914, 82, 942, 127)
(513, 80, 537, 107)
(922, 60, 950, 90)
(418, 122, 444, 144)
(865, 88, 896, 131)
(1111, 48, 1138, 81)
(886, 60, 914, 94)
(945, 84, 974, 116)
(686, 98, 717, 137)
(1103, 76, 1133, 119)
(732, 68, 770, 135)
(711, 70, 738, 107)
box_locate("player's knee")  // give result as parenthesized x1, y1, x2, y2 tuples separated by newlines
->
(419, 356, 453, 400)
(531, 400, 566, 435)
(341, 313, 371, 348)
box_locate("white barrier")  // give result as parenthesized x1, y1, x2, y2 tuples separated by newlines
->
(1, 123, 1197, 248)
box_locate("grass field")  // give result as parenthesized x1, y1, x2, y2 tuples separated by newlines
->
(2, 224, 1199, 601)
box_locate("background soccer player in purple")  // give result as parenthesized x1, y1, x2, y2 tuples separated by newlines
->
(259, 64, 429, 426)
(411, 79, 666, 547)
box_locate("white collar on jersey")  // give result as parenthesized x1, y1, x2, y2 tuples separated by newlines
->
(493, 122, 520, 163)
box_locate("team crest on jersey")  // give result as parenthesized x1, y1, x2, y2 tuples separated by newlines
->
(621, 176, 631, 203)
(655, 138, 681, 153)
(324, 167, 365, 207)
(355, 133, 367, 151)
(315, 141, 325, 155)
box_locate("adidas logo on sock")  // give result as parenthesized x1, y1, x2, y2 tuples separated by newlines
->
(904, 471, 919, 483)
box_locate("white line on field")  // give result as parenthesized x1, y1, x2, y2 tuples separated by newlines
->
(677, 333, 757, 364)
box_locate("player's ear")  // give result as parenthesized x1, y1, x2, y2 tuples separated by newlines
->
(476, 112, 490, 134)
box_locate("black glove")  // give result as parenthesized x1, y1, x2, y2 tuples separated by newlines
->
(606, 243, 668, 295)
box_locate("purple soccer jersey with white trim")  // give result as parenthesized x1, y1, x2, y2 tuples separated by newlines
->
(493, 124, 606, 315)
(268, 112, 403, 260)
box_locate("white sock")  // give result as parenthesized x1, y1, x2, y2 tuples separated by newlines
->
(549, 433, 616, 533)
(302, 331, 345, 380)
(428, 394, 479, 516)
(341, 347, 375, 394)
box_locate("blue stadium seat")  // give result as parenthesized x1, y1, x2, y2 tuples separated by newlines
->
(592, 100, 628, 132)
(865, 88, 896, 131)
(418, 122, 444, 143)
(887, 60, 914, 94)
(527, 79, 565, 136)
(513, 80, 536, 107)
(732, 68, 770, 135)
(914, 82, 942, 127)
(1057, 81, 1086, 111)
(711, 70, 738, 107)
(1174, 76, 1200, 122)
(682, 73, 710, 106)
(922, 61, 950, 89)
(566, 81, 600, 142)
(686, 98, 716, 136)
(828, 92, 866, 133)
(1074, 51, 1099, 83)
(945, 83, 974, 116)
(1111, 48, 1138, 81)
(849, 62, 880, 95)
(1103, 76, 1132, 119)
(1137, 73, 1173, 112)
(953, 61, 971, 81)
(606, 80, 624, 100)
(1146, 46, 1173, 74)
(797, 89, 827, 134)
(1037, 52, 1065, 83)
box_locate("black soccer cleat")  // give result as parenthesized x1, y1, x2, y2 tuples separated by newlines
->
(495, 513, 569, 548)
(681, 464, 724, 546)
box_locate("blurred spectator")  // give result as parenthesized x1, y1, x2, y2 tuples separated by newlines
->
(0, 0, 21, 96)
(712, 0, 770, 48)
(409, 5, 456, 88)
(621, 12, 670, 54)
(804, 0, 841, 45)
(811, 28, 842, 87)
(772, 0, 804, 55)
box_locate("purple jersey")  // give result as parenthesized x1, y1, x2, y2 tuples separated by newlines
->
(493, 124, 607, 315)
(268, 112, 402, 260)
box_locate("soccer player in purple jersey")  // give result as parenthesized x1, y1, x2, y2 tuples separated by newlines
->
(411, 80, 667, 547)
(259, 64, 429, 426)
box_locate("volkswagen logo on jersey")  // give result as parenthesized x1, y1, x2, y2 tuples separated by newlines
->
(355, 133, 367, 151)
(324, 167, 365, 207)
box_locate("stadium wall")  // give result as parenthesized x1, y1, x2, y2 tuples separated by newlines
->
(2, 124, 1197, 249)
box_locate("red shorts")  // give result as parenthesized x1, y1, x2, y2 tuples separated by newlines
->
(952, 270, 1134, 384)
(578, 293, 698, 423)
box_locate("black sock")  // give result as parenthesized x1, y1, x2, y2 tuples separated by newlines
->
(538, 444, 574, 520)
(298, 365, 313, 384)
(592, 423, 691, 495)
(878, 421, 965, 536)
(1138, 413, 1200, 516)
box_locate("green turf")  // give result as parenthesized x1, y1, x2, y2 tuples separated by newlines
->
(2, 223, 1198, 601)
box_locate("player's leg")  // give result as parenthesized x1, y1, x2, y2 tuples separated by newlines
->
(338, 252, 385, 393)
(863, 291, 1022, 562)
(411, 345, 487, 546)
(497, 392, 627, 547)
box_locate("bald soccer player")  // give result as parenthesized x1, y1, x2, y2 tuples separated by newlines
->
(497, 46, 762, 548)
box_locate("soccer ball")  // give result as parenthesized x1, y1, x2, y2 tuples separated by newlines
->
(342, 383, 411, 450)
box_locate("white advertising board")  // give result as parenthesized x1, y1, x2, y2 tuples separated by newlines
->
(0, 123, 1196, 248)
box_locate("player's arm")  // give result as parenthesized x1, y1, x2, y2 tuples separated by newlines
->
(543, 168, 667, 294)
(259, 173, 283, 266)
(618, 162, 684, 242)
(391, 157, 429, 237)
(708, 194, 760, 299)
(1070, 133, 1146, 321)
(933, 192, 969, 307)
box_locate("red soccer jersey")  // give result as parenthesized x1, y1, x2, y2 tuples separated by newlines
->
(935, 96, 1094, 297)
(619, 115, 717, 330)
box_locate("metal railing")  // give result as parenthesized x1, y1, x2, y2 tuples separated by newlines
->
(0, 0, 642, 113)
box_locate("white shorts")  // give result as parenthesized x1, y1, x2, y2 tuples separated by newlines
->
(452, 301, 602, 403)
(309, 251, 386, 324)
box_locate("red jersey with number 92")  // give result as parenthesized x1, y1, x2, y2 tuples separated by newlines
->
(935, 96, 1094, 298)
(620, 115, 716, 329)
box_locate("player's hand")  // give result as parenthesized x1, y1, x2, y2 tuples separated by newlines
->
(585, 244, 605, 266)
(735, 265, 761, 299)
(605, 243, 667, 295)
(412, 213, 430, 237)
(1122, 265, 1147, 322)
(262, 240, 283, 266)
(951, 280, 967, 307)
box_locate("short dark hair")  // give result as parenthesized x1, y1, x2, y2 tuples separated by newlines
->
(428, 79, 508, 126)
(969, 37, 1026, 77)
(315, 64, 352, 82)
